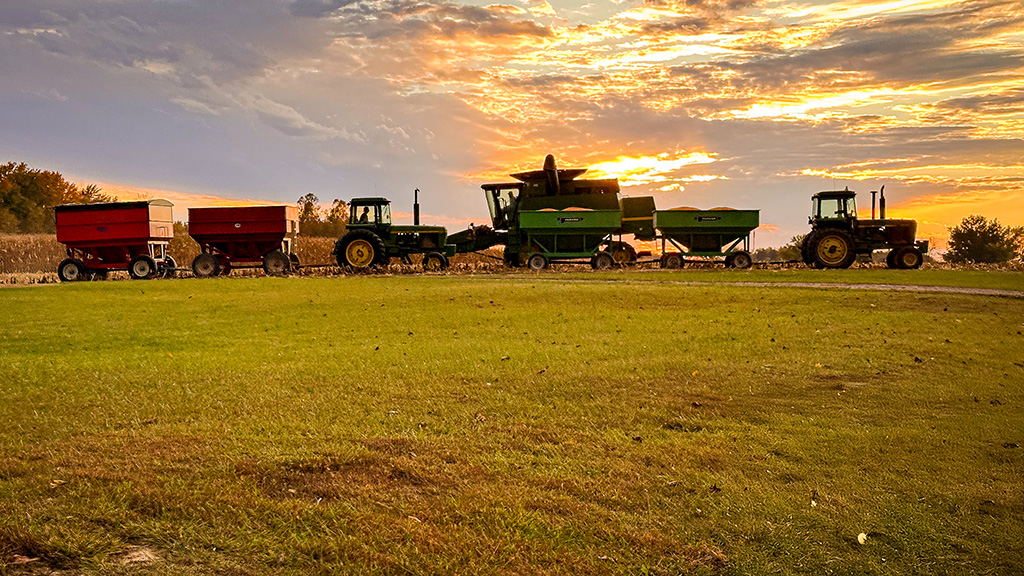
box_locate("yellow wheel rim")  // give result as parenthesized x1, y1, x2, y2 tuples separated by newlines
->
(424, 256, 442, 271)
(816, 235, 848, 265)
(613, 249, 629, 264)
(345, 239, 375, 267)
(901, 251, 918, 267)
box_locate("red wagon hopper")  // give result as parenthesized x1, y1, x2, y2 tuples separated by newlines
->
(54, 199, 176, 282)
(187, 205, 299, 277)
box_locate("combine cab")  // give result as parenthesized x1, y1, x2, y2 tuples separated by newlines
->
(802, 187, 928, 269)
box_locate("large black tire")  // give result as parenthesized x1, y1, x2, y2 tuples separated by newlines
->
(263, 250, 290, 276)
(128, 255, 157, 280)
(893, 245, 923, 269)
(591, 251, 614, 270)
(661, 253, 683, 269)
(800, 239, 815, 266)
(161, 256, 177, 279)
(885, 250, 898, 269)
(57, 258, 86, 282)
(192, 253, 219, 278)
(808, 229, 856, 269)
(730, 250, 752, 270)
(336, 229, 388, 269)
(526, 253, 548, 271)
(422, 252, 448, 272)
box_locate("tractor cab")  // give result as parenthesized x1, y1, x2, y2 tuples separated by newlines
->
(349, 197, 392, 229)
(810, 189, 857, 225)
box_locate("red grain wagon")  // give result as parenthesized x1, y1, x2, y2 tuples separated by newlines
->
(54, 199, 176, 282)
(187, 205, 299, 277)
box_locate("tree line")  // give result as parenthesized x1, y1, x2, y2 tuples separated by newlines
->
(0, 162, 112, 233)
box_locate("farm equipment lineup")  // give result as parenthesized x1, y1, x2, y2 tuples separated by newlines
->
(51, 154, 930, 281)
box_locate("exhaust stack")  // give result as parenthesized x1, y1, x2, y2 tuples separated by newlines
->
(879, 185, 886, 220)
(414, 188, 420, 226)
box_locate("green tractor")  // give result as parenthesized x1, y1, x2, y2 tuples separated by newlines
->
(332, 196, 456, 271)
(801, 187, 928, 269)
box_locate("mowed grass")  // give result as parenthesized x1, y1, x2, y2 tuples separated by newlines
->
(1, 275, 1022, 575)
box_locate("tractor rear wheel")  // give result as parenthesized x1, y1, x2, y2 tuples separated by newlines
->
(423, 252, 448, 272)
(591, 251, 614, 270)
(893, 245, 923, 269)
(58, 258, 86, 282)
(527, 253, 548, 271)
(809, 229, 856, 269)
(730, 250, 752, 270)
(192, 253, 219, 278)
(337, 229, 387, 269)
(263, 250, 290, 276)
(661, 253, 683, 269)
(885, 250, 898, 269)
(128, 255, 157, 279)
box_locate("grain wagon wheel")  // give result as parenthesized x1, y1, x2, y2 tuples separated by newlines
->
(526, 253, 548, 271)
(57, 258, 86, 282)
(661, 253, 683, 269)
(191, 253, 219, 278)
(591, 251, 614, 270)
(810, 229, 856, 269)
(262, 250, 290, 276)
(730, 250, 752, 270)
(893, 245, 923, 270)
(422, 252, 448, 272)
(128, 255, 157, 280)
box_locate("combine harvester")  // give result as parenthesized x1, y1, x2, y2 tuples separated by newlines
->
(448, 154, 759, 270)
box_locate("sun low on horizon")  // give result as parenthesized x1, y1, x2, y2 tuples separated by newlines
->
(3, 0, 1023, 248)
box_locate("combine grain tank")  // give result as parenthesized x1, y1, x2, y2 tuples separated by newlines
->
(54, 199, 175, 281)
(188, 205, 299, 277)
(654, 207, 759, 269)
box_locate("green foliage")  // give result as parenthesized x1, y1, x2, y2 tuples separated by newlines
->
(754, 234, 805, 262)
(296, 193, 348, 237)
(944, 215, 1024, 264)
(0, 162, 111, 233)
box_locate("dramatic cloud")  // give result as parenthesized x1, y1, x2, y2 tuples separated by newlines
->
(2, 0, 1022, 247)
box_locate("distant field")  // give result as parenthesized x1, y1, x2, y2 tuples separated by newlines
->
(1, 275, 1022, 575)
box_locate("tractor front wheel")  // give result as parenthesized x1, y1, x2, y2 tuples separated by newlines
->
(893, 245, 923, 269)
(423, 252, 449, 272)
(809, 229, 856, 269)
(57, 258, 86, 282)
(263, 250, 290, 276)
(610, 242, 637, 265)
(128, 255, 158, 280)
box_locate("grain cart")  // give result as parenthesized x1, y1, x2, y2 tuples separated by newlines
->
(333, 196, 456, 270)
(653, 207, 760, 269)
(188, 206, 299, 277)
(801, 187, 928, 269)
(54, 199, 175, 281)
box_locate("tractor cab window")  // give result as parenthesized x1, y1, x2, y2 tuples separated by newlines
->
(816, 197, 856, 219)
(351, 204, 392, 225)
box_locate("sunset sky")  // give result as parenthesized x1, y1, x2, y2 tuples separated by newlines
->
(2, 0, 1023, 247)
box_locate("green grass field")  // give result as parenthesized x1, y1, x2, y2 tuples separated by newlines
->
(1, 274, 1022, 575)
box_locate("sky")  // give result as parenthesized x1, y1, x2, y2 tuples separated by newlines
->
(2, 0, 1023, 248)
